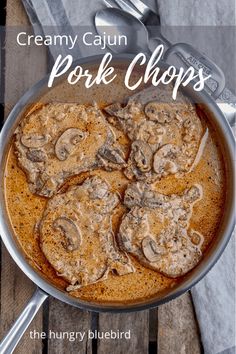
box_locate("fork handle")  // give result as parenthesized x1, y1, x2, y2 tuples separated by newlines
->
(148, 32, 171, 53)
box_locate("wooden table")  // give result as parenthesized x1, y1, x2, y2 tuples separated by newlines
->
(0, 1, 202, 353)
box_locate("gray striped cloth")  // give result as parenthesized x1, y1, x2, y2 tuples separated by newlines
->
(21, 1, 236, 353)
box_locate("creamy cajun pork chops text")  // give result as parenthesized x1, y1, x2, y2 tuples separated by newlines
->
(40, 176, 134, 290)
(15, 103, 126, 197)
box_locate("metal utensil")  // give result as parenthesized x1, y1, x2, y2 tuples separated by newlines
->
(102, 0, 226, 99)
(104, 0, 171, 50)
(95, 7, 150, 55)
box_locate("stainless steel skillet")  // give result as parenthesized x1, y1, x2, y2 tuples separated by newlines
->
(0, 55, 235, 354)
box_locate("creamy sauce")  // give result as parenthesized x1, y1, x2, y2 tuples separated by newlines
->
(4, 68, 226, 303)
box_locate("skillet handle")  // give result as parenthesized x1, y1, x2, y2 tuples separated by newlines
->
(0, 288, 48, 354)
(164, 42, 226, 100)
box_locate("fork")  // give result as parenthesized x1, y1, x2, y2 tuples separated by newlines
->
(103, 0, 226, 99)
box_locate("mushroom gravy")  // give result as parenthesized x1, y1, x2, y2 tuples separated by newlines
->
(4, 69, 226, 303)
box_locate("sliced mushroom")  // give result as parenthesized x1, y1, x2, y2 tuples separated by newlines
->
(142, 236, 166, 262)
(183, 184, 203, 203)
(55, 128, 85, 161)
(143, 194, 164, 209)
(53, 217, 81, 251)
(54, 112, 66, 121)
(123, 182, 162, 209)
(145, 102, 174, 123)
(155, 144, 179, 159)
(132, 140, 153, 172)
(106, 127, 116, 145)
(26, 149, 47, 162)
(137, 121, 166, 145)
(105, 103, 124, 118)
(153, 144, 179, 175)
(124, 183, 143, 208)
(189, 230, 204, 247)
(88, 177, 109, 200)
(105, 101, 140, 120)
(153, 157, 178, 175)
(98, 145, 126, 165)
(21, 134, 50, 148)
(183, 117, 196, 131)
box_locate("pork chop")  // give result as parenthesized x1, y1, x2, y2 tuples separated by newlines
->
(40, 176, 134, 291)
(15, 103, 127, 197)
(118, 182, 204, 277)
(105, 93, 207, 183)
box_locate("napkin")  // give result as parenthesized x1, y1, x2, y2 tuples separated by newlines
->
(20, 1, 236, 353)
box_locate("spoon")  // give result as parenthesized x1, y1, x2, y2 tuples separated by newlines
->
(95, 8, 150, 55)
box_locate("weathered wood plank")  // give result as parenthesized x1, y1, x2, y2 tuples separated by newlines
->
(0, 1, 47, 353)
(97, 311, 149, 354)
(149, 308, 158, 343)
(4, 0, 47, 116)
(47, 298, 92, 354)
(157, 292, 201, 354)
(0, 246, 44, 354)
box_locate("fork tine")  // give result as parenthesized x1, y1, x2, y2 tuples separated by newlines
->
(103, 0, 114, 8)
(113, 0, 143, 20)
(128, 0, 151, 15)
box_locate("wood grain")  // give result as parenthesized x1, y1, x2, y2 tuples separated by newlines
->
(97, 311, 149, 354)
(158, 292, 202, 354)
(0, 0, 47, 353)
(0, 246, 44, 354)
(47, 298, 92, 354)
